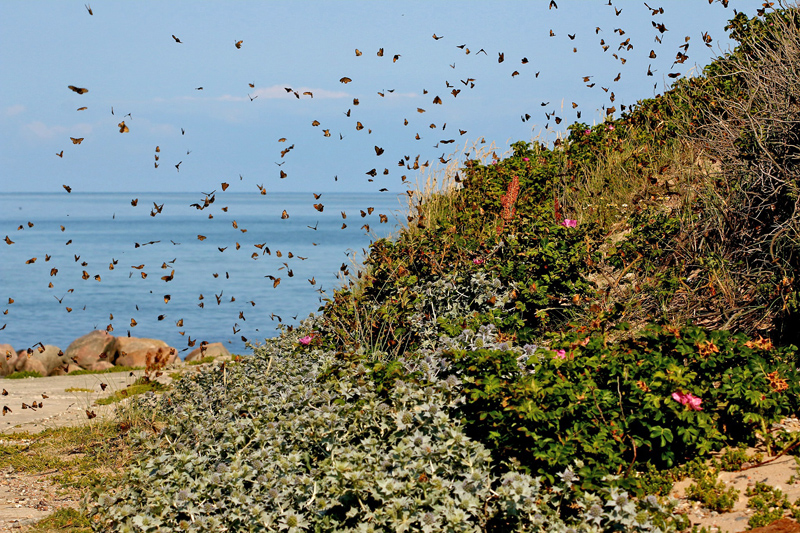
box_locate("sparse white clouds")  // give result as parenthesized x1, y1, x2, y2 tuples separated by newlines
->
(4, 104, 25, 117)
(23, 121, 92, 139)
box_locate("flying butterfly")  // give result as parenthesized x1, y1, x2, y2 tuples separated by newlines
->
(235, 40, 243, 49)
(70, 137, 84, 144)
(68, 85, 88, 94)
(118, 121, 129, 133)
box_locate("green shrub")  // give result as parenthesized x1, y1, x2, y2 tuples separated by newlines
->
(87, 328, 681, 532)
(685, 472, 739, 513)
(448, 324, 800, 491)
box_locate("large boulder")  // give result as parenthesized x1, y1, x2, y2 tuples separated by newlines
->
(111, 337, 177, 368)
(65, 330, 115, 369)
(0, 344, 17, 376)
(185, 342, 230, 362)
(80, 361, 114, 373)
(49, 363, 83, 376)
(15, 345, 64, 376)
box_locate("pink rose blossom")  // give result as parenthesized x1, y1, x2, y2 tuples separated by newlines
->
(299, 335, 313, 345)
(607, 124, 615, 131)
(671, 391, 702, 411)
(561, 219, 577, 228)
(522, 157, 529, 162)
(473, 258, 484, 265)
(584, 129, 591, 135)
(556, 349, 567, 359)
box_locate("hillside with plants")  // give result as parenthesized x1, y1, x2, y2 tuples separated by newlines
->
(81, 6, 800, 532)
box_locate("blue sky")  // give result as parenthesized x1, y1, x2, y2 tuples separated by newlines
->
(1, 0, 767, 194)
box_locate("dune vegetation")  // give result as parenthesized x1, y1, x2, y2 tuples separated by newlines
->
(15, 6, 800, 532)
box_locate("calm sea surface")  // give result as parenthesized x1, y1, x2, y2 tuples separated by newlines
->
(0, 192, 406, 356)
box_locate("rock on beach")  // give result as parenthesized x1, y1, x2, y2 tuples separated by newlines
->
(0, 344, 17, 376)
(15, 345, 64, 376)
(185, 342, 230, 362)
(64, 330, 115, 368)
(111, 337, 178, 368)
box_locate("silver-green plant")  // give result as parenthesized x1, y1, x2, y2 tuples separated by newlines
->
(86, 325, 679, 532)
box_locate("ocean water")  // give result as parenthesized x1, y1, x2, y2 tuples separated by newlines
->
(0, 192, 406, 356)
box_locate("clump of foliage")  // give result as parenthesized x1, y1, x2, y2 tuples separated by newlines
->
(746, 481, 794, 528)
(684, 472, 740, 513)
(86, 327, 680, 532)
(715, 446, 762, 472)
(448, 323, 800, 491)
(6, 370, 44, 379)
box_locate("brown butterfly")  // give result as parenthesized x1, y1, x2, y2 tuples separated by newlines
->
(85, 3, 92, 15)
(339, 77, 352, 84)
(86, 409, 97, 419)
(56, 151, 63, 158)
(118, 121, 129, 133)
(355, 49, 362, 56)
(68, 85, 88, 94)
(77, 107, 87, 111)
(377, 47, 384, 57)
(2, 406, 10, 416)
(281, 210, 289, 219)
(70, 137, 84, 144)
(235, 40, 243, 49)
(1, 389, 7, 396)
(313, 203, 324, 212)
(374, 146, 384, 156)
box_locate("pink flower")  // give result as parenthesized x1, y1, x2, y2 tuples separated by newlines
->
(561, 219, 577, 228)
(473, 258, 484, 265)
(522, 157, 529, 162)
(556, 349, 567, 359)
(607, 124, 615, 131)
(671, 391, 702, 411)
(584, 129, 591, 135)
(299, 335, 313, 345)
